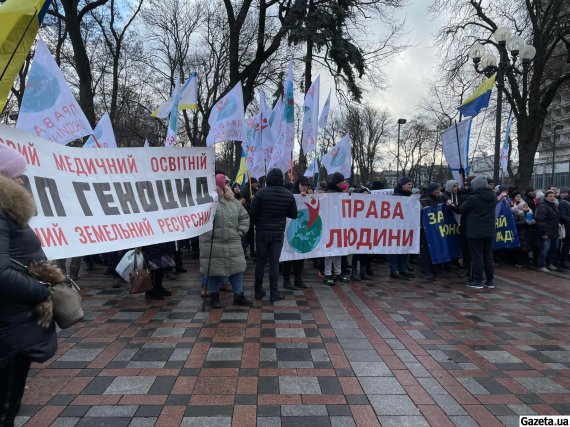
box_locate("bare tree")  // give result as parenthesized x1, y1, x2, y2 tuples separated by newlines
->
(431, 0, 570, 189)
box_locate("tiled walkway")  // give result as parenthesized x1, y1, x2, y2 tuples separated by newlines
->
(17, 257, 570, 426)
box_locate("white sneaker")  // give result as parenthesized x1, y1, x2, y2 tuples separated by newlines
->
(537, 267, 550, 273)
(548, 264, 558, 271)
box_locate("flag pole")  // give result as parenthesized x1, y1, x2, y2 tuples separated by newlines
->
(454, 121, 465, 184)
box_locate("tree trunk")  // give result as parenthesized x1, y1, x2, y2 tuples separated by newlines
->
(61, 1, 97, 127)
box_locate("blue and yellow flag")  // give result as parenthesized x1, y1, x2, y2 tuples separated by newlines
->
(0, 0, 52, 110)
(458, 73, 496, 118)
(235, 142, 247, 185)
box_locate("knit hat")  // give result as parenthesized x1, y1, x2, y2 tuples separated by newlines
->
(399, 176, 412, 186)
(426, 182, 441, 195)
(471, 175, 489, 190)
(0, 144, 27, 178)
(327, 172, 345, 186)
(445, 180, 458, 193)
(215, 173, 226, 190)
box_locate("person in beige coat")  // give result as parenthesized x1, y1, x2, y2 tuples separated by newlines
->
(200, 174, 251, 308)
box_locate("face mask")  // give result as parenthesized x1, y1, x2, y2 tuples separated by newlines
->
(340, 183, 349, 190)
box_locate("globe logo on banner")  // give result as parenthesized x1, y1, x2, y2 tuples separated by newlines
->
(216, 97, 238, 121)
(20, 62, 60, 113)
(287, 197, 323, 253)
(330, 145, 347, 167)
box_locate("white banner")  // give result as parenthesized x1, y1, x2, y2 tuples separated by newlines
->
(206, 82, 245, 146)
(280, 193, 420, 261)
(16, 39, 93, 145)
(84, 112, 117, 148)
(0, 125, 217, 260)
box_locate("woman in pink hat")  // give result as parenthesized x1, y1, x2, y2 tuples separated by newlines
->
(0, 144, 59, 425)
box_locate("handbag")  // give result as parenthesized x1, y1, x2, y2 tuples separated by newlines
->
(50, 277, 84, 329)
(11, 258, 84, 329)
(129, 250, 153, 294)
(560, 224, 566, 240)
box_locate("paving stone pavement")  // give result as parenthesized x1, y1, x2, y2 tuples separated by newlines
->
(16, 256, 570, 426)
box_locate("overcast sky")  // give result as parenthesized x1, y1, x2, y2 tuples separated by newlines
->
(370, 3, 446, 120)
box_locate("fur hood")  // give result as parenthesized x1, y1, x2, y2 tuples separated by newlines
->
(0, 175, 36, 226)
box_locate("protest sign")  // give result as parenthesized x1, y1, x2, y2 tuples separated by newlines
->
(280, 193, 420, 261)
(494, 199, 520, 249)
(422, 204, 462, 264)
(0, 125, 217, 260)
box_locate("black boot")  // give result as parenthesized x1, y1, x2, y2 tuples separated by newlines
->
(210, 292, 222, 308)
(233, 292, 252, 306)
(283, 277, 295, 290)
(294, 276, 307, 288)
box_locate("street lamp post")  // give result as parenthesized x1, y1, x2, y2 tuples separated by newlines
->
(468, 28, 536, 184)
(396, 118, 407, 182)
(552, 124, 564, 186)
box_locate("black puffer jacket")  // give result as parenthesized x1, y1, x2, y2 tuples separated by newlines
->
(251, 168, 297, 232)
(458, 176, 496, 239)
(393, 184, 412, 197)
(535, 200, 561, 239)
(0, 175, 56, 362)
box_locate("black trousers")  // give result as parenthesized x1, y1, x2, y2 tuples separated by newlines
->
(254, 231, 284, 297)
(282, 260, 303, 281)
(469, 238, 494, 283)
(150, 268, 166, 291)
(0, 355, 32, 427)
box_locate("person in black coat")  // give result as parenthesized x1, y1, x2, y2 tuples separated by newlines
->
(252, 168, 298, 302)
(419, 182, 444, 278)
(535, 190, 563, 272)
(389, 176, 415, 279)
(523, 187, 537, 212)
(557, 193, 570, 268)
(458, 175, 496, 289)
(0, 146, 59, 426)
(281, 176, 309, 290)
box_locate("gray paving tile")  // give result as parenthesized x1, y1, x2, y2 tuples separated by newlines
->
(449, 416, 479, 427)
(275, 329, 306, 338)
(515, 377, 569, 393)
(359, 377, 406, 394)
(104, 377, 155, 394)
(181, 417, 232, 427)
(152, 328, 185, 337)
(338, 339, 374, 350)
(476, 350, 523, 364)
(330, 416, 356, 427)
(257, 417, 282, 427)
(506, 404, 537, 415)
(279, 376, 322, 394)
(350, 362, 392, 377)
(344, 349, 381, 362)
(281, 405, 327, 416)
(206, 348, 243, 361)
(48, 418, 80, 427)
(85, 406, 138, 417)
(58, 348, 104, 362)
(417, 378, 449, 395)
(377, 416, 429, 427)
(369, 394, 421, 415)
(431, 394, 467, 416)
(128, 418, 157, 427)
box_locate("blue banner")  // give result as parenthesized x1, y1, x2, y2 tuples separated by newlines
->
(493, 200, 520, 249)
(422, 205, 462, 264)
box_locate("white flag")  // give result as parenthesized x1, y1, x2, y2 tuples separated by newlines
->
(319, 89, 331, 129)
(144, 139, 149, 147)
(321, 133, 351, 178)
(152, 72, 198, 118)
(304, 157, 319, 177)
(270, 60, 295, 170)
(267, 95, 283, 147)
(301, 76, 320, 153)
(84, 113, 117, 148)
(441, 119, 472, 186)
(206, 82, 246, 146)
(17, 39, 92, 145)
(164, 74, 181, 147)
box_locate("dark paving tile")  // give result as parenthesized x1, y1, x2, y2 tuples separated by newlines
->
(135, 405, 163, 417)
(81, 376, 115, 395)
(318, 377, 343, 395)
(281, 416, 331, 427)
(60, 405, 91, 417)
(258, 376, 280, 394)
(258, 405, 281, 417)
(148, 376, 176, 395)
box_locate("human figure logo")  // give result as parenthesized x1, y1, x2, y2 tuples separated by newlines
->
(287, 196, 323, 253)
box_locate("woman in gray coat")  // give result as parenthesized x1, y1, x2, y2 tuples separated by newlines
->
(200, 174, 252, 308)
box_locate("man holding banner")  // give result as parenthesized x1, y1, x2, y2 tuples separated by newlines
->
(459, 176, 497, 289)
